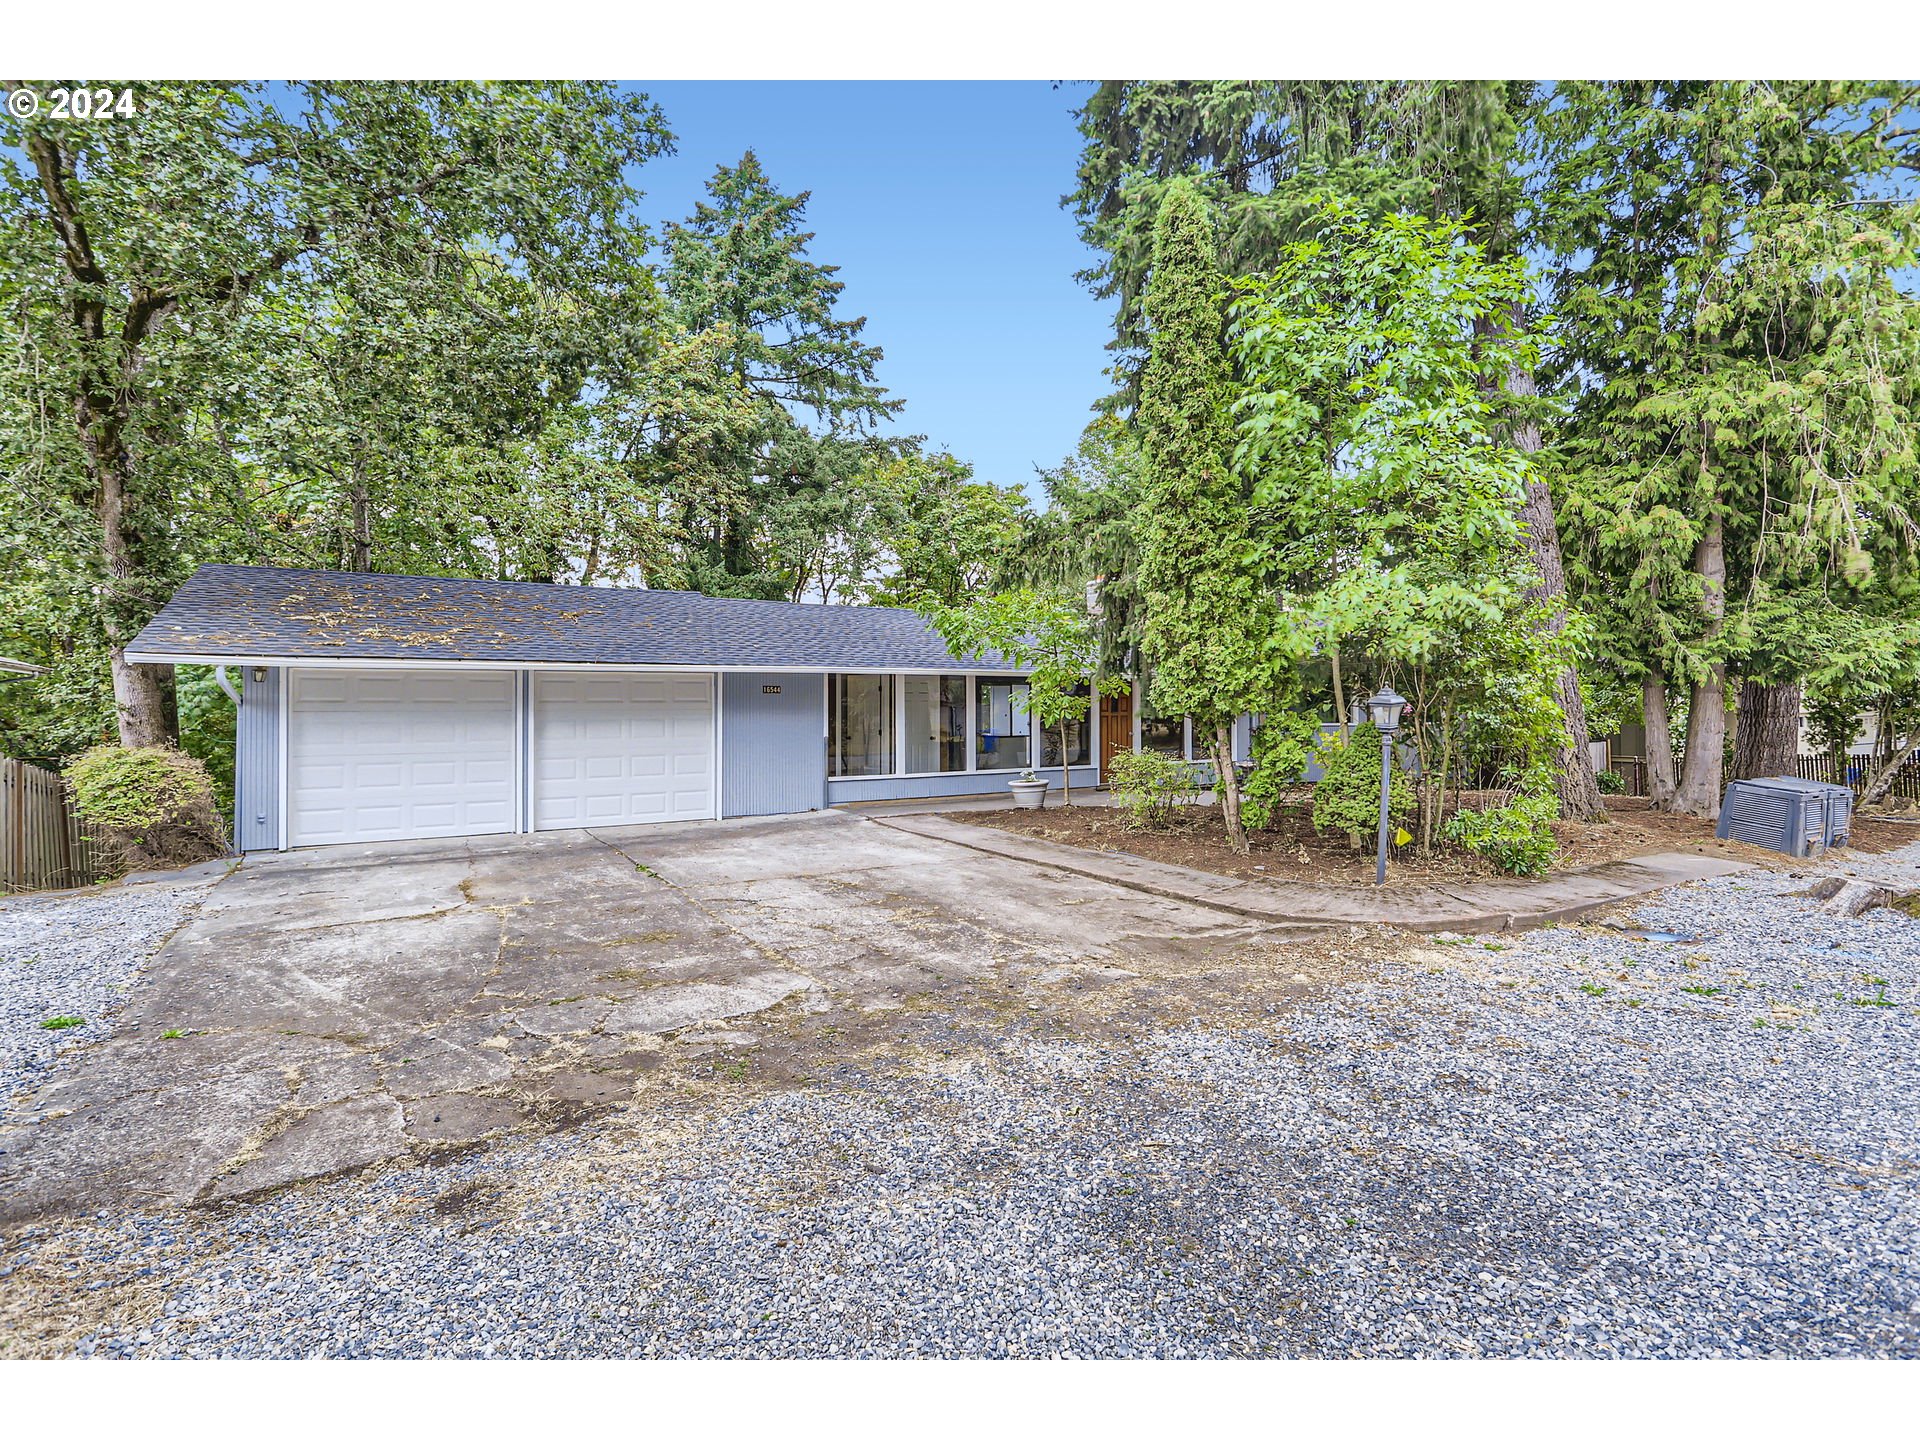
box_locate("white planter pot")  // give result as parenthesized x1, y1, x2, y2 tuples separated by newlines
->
(1008, 778, 1050, 810)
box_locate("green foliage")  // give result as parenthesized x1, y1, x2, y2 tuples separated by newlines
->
(1134, 181, 1276, 833)
(1106, 749, 1199, 830)
(851, 453, 1028, 609)
(1013, 422, 1149, 675)
(664, 149, 905, 601)
(1444, 783, 1560, 877)
(1069, 81, 1529, 400)
(1, 80, 683, 745)
(40, 1016, 85, 1031)
(67, 744, 215, 831)
(1578, 665, 1643, 743)
(1232, 201, 1570, 837)
(175, 667, 236, 826)
(1233, 203, 1538, 668)
(1239, 711, 1321, 831)
(1310, 727, 1415, 842)
(66, 744, 226, 874)
(1595, 769, 1626, 795)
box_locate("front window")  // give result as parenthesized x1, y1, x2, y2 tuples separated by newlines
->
(1038, 685, 1091, 767)
(1139, 708, 1187, 760)
(904, 675, 968, 773)
(975, 679, 1032, 771)
(829, 674, 895, 777)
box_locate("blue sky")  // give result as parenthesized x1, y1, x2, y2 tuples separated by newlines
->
(626, 81, 1113, 499)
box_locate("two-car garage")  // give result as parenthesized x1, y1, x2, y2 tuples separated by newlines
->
(285, 668, 715, 847)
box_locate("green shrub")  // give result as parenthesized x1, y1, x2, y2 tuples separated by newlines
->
(1595, 768, 1625, 794)
(1444, 787, 1560, 876)
(1240, 711, 1321, 831)
(1107, 748, 1199, 830)
(1310, 726, 1415, 844)
(66, 744, 227, 876)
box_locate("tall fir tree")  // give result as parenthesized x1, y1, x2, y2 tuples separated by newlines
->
(1133, 181, 1274, 854)
(663, 151, 901, 598)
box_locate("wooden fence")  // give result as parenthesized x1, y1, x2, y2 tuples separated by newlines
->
(1, 758, 104, 894)
(1605, 751, 1920, 803)
(1791, 752, 1920, 801)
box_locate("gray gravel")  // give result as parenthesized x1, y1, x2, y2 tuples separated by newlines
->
(0, 880, 213, 1107)
(5, 843, 1917, 1357)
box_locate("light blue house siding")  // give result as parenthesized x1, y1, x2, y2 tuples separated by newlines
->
(720, 672, 827, 817)
(233, 665, 281, 852)
(825, 763, 1099, 805)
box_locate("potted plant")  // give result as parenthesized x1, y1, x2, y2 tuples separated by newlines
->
(1008, 767, 1050, 809)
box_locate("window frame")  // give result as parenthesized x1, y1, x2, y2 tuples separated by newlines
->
(823, 671, 1100, 782)
(900, 673, 970, 775)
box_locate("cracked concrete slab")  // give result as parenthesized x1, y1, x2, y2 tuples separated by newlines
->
(3, 812, 1322, 1222)
(377, 1035, 513, 1099)
(403, 1094, 526, 1144)
(212, 1095, 407, 1200)
(602, 973, 814, 1034)
(514, 999, 612, 1036)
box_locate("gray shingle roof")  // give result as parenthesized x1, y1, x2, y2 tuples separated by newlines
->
(125, 565, 1009, 672)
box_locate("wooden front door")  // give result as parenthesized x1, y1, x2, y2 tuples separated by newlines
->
(1098, 686, 1133, 781)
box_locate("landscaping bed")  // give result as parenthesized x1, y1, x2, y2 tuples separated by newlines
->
(947, 794, 1919, 888)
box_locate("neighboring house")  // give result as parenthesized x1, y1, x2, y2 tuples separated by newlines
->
(128, 565, 1121, 853)
(1798, 707, 1882, 759)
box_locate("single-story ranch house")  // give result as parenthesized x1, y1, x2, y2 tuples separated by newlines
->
(128, 566, 1251, 852)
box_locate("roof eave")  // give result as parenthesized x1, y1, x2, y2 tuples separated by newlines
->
(122, 651, 1019, 676)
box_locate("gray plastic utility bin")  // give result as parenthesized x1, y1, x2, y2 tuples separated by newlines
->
(1715, 776, 1852, 857)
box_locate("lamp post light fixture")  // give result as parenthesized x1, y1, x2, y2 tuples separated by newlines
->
(1367, 686, 1408, 886)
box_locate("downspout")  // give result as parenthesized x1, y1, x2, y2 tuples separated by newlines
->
(215, 666, 243, 856)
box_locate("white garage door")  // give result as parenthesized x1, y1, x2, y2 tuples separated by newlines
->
(287, 669, 516, 847)
(533, 672, 714, 829)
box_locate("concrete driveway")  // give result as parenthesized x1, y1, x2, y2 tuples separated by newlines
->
(1, 810, 1289, 1219)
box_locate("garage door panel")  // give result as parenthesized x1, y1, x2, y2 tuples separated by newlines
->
(288, 669, 516, 847)
(533, 671, 713, 830)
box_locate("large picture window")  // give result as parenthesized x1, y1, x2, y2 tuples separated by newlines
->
(904, 675, 968, 773)
(975, 679, 1032, 771)
(829, 674, 895, 777)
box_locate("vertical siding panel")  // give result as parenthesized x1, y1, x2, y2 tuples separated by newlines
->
(719, 673, 827, 817)
(235, 667, 282, 852)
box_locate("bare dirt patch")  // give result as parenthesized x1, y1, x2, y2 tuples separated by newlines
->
(947, 795, 1914, 889)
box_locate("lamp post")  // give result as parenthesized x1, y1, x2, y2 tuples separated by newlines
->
(1366, 686, 1408, 886)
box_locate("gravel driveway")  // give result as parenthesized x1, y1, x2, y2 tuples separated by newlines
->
(0, 880, 215, 1108)
(2, 841, 1916, 1357)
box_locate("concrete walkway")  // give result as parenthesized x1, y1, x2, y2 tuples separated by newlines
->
(872, 813, 1750, 934)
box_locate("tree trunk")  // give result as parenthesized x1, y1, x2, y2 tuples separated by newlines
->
(1731, 679, 1802, 781)
(1860, 731, 1920, 807)
(1670, 514, 1728, 820)
(93, 408, 176, 748)
(1505, 347, 1604, 820)
(1330, 643, 1349, 742)
(1060, 716, 1073, 806)
(349, 466, 373, 573)
(1643, 674, 1677, 809)
(1212, 722, 1249, 856)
